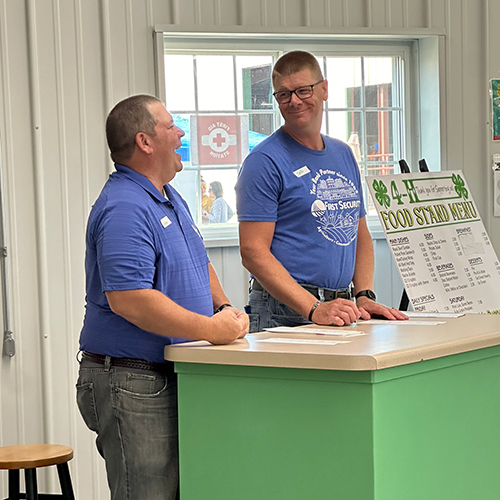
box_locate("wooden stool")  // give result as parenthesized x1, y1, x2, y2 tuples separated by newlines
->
(0, 444, 75, 500)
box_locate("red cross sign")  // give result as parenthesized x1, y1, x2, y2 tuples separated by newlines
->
(197, 116, 241, 165)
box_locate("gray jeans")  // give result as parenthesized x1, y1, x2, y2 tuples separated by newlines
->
(76, 357, 179, 500)
(246, 288, 311, 333)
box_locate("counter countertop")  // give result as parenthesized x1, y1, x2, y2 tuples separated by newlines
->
(164, 314, 500, 371)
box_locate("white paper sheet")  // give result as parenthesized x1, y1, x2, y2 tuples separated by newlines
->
(257, 337, 350, 346)
(404, 312, 464, 318)
(264, 327, 366, 337)
(360, 319, 445, 326)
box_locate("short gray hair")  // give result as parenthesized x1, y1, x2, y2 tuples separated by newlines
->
(106, 94, 162, 164)
(272, 51, 323, 86)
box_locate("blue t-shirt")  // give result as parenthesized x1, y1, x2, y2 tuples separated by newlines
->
(79, 164, 212, 363)
(235, 128, 366, 290)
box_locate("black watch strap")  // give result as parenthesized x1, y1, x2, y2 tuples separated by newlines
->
(355, 289, 376, 301)
(214, 303, 232, 314)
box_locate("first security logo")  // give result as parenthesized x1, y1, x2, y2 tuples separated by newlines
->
(310, 170, 361, 246)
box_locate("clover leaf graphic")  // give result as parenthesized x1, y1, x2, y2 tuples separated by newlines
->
(372, 179, 390, 208)
(452, 173, 468, 199)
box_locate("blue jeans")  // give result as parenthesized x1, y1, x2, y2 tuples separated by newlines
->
(246, 288, 311, 333)
(76, 357, 179, 500)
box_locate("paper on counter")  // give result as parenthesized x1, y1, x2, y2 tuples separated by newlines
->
(404, 312, 464, 318)
(257, 337, 350, 346)
(360, 319, 446, 326)
(264, 326, 366, 337)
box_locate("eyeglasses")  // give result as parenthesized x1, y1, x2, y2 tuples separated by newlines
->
(273, 80, 324, 104)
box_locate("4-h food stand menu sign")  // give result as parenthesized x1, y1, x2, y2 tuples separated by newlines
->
(368, 170, 500, 313)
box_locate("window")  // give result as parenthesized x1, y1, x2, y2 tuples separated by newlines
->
(163, 53, 277, 236)
(320, 55, 405, 216)
(156, 35, 416, 242)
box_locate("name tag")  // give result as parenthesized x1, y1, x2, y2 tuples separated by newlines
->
(160, 216, 172, 228)
(294, 166, 310, 178)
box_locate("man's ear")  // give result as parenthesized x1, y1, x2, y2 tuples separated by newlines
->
(322, 79, 328, 102)
(135, 132, 153, 154)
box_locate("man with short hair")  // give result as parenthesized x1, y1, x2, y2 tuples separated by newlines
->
(77, 94, 248, 500)
(236, 51, 407, 331)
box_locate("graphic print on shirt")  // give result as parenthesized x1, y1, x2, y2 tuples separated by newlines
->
(310, 169, 361, 246)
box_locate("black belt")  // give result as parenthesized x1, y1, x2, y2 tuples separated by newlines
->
(250, 279, 351, 301)
(81, 351, 173, 373)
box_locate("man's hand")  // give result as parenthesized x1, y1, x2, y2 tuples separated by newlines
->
(206, 307, 249, 345)
(311, 298, 362, 326)
(355, 296, 409, 321)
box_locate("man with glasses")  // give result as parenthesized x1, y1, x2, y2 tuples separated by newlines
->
(236, 51, 407, 331)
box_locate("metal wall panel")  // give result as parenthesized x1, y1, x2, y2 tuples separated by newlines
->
(1, 0, 498, 498)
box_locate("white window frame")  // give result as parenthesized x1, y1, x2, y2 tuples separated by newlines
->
(154, 31, 421, 246)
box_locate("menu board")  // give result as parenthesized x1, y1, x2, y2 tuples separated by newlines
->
(367, 170, 500, 313)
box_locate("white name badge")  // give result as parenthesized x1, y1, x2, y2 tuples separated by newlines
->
(294, 166, 310, 178)
(160, 216, 172, 228)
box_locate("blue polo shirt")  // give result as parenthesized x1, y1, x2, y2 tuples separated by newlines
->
(79, 164, 212, 363)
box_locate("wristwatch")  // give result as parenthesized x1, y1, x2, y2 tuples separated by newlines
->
(355, 289, 376, 301)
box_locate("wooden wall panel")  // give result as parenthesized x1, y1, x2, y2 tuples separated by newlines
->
(325, 0, 348, 28)
(280, 0, 306, 26)
(387, 0, 405, 28)
(0, 0, 497, 498)
(219, 0, 242, 25)
(263, 0, 287, 26)
(461, 0, 488, 222)
(429, 0, 447, 29)
(369, 0, 389, 28)
(486, 0, 500, 251)
(344, 0, 367, 27)
(407, 0, 429, 28)
(177, 0, 201, 25)
(238, 0, 265, 25)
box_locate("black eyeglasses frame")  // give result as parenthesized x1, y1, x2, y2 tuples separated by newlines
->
(272, 80, 324, 104)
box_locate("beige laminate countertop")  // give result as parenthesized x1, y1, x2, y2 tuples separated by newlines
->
(164, 314, 500, 371)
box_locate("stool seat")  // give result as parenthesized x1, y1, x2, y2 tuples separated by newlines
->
(0, 445, 73, 470)
(0, 444, 75, 500)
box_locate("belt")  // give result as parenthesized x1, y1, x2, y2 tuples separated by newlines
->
(250, 279, 351, 301)
(81, 351, 173, 373)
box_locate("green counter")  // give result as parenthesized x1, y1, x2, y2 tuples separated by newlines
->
(166, 316, 500, 499)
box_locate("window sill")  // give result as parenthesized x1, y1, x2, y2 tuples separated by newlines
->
(200, 223, 240, 248)
(200, 220, 386, 247)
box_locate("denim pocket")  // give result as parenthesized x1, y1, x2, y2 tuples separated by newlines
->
(113, 371, 169, 398)
(248, 313, 260, 333)
(76, 382, 99, 433)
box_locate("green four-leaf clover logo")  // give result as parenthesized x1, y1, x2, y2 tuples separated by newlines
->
(372, 179, 390, 208)
(452, 173, 468, 199)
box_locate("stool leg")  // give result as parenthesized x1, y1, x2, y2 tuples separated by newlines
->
(24, 469, 38, 500)
(56, 463, 75, 500)
(8, 469, 20, 500)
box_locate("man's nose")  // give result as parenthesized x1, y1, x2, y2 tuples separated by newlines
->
(289, 91, 302, 104)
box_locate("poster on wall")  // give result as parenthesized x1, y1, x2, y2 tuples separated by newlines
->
(490, 79, 500, 141)
(367, 170, 500, 314)
(190, 115, 249, 166)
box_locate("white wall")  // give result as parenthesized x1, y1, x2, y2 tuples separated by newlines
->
(0, 0, 499, 498)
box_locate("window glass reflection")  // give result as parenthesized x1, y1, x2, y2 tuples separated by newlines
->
(197, 55, 235, 111)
